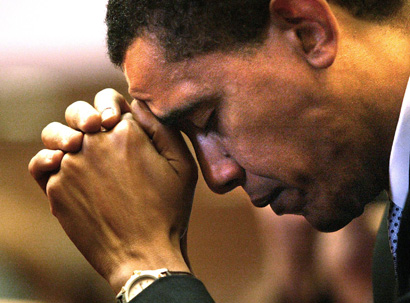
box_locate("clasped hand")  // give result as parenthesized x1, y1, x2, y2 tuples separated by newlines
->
(28, 89, 198, 292)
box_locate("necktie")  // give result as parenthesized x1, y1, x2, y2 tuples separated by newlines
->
(388, 202, 403, 273)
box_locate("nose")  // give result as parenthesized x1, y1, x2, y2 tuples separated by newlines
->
(191, 134, 245, 194)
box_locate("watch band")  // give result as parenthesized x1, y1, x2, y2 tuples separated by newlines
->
(116, 269, 193, 303)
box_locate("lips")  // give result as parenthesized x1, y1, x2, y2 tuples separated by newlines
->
(251, 187, 285, 208)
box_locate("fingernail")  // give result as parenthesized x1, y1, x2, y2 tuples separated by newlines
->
(101, 107, 115, 122)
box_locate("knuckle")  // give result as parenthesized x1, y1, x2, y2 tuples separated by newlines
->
(46, 122, 61, 130)
(60, 152, 76, 170)
(110, 119, 147, 147)
(42, 123, 69, 150)
(27, 157, 37, 177)
(46, 174, 62, 201)
(98, 87, 116, 96)
(61, 132, 82, 152)
(41, 122, 59, 140)
(122, 112, 133, 120)
(66, 100, 82, 113)
(28, 149, 48, 176)
(115, 119, 137, 135)
(46, 154, 77, 215)
(95, 88, 118, 103)
(47, 192, 60, 217)
(60, 138, 72, 151)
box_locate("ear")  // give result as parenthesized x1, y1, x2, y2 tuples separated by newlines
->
(269, 0, 339, 69)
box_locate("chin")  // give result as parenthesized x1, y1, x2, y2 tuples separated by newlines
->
(304, 210, 360, 233)
(309, 218, 352, 232)
(303, 183, 374, 232)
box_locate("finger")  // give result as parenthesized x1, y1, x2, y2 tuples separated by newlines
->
(94, 88, 131, 130)
(131, 100, 192, 162)
(28, 149, 64, 193)
(65, 101, 102, 133)
(42, 122, 84, 152)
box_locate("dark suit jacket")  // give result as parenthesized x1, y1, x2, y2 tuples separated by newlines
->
(130, 275, 215, 303)
(128, 202, 410, 302)
(396, 196, 410, 302)
(373, 199, 410, 303)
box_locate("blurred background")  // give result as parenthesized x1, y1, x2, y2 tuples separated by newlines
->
(0, 1, 386, 302)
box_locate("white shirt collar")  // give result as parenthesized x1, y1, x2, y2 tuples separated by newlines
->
(389, 77, 410, 208)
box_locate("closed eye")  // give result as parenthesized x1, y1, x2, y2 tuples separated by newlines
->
(203, 109, 219, 135)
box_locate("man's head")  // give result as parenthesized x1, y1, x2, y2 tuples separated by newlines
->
(106, 0, 405, 66)
(106, 0, 409, 232)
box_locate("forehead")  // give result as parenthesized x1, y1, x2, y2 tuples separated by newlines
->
(123, 37, 223, 115)
(122, 35, 270, 120)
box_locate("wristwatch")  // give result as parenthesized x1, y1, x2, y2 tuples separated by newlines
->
(116, 268, 192, 303)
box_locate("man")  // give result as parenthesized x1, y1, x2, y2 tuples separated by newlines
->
(29, 0, 409, 302)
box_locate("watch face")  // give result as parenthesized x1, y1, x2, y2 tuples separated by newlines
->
(128, 275, 157, 299)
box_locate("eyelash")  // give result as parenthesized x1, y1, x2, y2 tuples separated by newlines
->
(203, 110, 218, 135)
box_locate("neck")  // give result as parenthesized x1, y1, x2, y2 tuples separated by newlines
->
(328, 5, 410, 190)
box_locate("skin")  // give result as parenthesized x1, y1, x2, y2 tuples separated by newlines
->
(121, 9, 405, 232)
(29, 0, 410, 293)
(35, 107, 197, 292)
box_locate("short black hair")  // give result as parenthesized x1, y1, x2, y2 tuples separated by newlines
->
(105, 0, 405, 66)
(106, 0, 270, 66)
(330, 0, 405, 20)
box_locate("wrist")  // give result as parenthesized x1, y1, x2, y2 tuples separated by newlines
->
(116, 269, 193, 303)
(108, 248, 191, 293)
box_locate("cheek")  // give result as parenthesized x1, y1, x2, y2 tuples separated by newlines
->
(222, 113, 354, 188)
(219, 100, 353, 186)
(222, 126, 314, 183)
